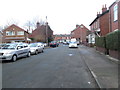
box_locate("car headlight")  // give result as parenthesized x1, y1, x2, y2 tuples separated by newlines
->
(4, 52, 13, 56)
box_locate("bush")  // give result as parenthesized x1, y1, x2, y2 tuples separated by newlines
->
(106, 30, 120, 51)
(95, 36, 106, 48)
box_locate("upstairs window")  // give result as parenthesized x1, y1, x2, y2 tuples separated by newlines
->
(6, 31, 15, 36)
(114, 4, 118, 21)
(17, 31, 24, 35)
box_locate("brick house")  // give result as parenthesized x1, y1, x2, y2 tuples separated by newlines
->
(0, 30, 3, 43)
(2, 24, 30, 43)
(29, 22, 53, 43)
(71, 24, 89, 44)
(109, 0, 120, 32)
(89, 5, 109, 45)
(54, 34, 71, 42)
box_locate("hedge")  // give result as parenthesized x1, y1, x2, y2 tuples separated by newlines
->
(95, 36, 106, 48)
(106, 30, 120, 51)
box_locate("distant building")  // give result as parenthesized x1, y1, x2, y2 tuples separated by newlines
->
(54, 34, 71, 42)
(0, 30, 3, 43)
(29, 22, 53, 43)
(2, 24, 30, 43)
(71, 24, 89, 44)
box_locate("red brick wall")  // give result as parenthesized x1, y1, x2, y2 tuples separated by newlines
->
(100, 12, 109, 36)
(71, 25, 88, 42)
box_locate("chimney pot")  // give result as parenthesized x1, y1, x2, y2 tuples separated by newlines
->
(36, 22, 40, 28)
(76, 24, 79, 28)
(102, 4, 107, 13)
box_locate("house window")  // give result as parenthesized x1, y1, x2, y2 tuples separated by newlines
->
(6, 31, 15, 36)
(114, 4, 118, 21)
(17, 31, 24, 35)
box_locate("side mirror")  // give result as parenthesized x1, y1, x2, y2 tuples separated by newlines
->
(17, 46, 21, 50)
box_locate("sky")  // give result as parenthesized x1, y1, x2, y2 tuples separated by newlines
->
(0, 0, 115, 34)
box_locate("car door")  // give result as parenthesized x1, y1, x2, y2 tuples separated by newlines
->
(22, 44, 29, 56)
(16, 45, 24, 58)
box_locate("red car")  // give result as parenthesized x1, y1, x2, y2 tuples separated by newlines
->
(49, 41, 59, 47)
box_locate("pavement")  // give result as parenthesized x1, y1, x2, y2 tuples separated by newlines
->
(78, 45, 118, 88)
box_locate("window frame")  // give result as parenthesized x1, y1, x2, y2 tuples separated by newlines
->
(17, 31, 24, 35)
(6, 31, 15, 36)
(113, 4, 118, 21)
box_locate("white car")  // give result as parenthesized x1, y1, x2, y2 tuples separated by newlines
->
(29, 43, 44, 55)
(69, 42, 78, 48)
(0, 43, 31, 62)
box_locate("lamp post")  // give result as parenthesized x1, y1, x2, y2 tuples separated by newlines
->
(80, 25, 84, 44)
(46, 16, 48, 46)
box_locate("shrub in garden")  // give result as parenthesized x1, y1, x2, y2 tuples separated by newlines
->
(95, 36, 106, 48)
(106, 30, 120, 51)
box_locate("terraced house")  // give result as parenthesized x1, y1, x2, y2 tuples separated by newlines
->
(89, 4, 109, 45)
(88, 0, 120, 45)
(2, 24, 30, 43)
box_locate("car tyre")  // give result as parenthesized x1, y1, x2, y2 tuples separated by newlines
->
(12, 55, 17, 62)
(35, 50, 38, 55)
(27, 52, 31, 57)
(41, 50, 44, 53)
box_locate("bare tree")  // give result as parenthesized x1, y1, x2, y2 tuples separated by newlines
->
(23, 16, 46, 33)
(3, 19, 19, 29)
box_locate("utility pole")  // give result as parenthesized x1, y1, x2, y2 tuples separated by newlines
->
(46, 16, 48, 46)
(80, 25, 83, 44)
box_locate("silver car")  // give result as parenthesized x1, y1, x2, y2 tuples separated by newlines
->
(0, 43, 31, 62)
(29, 43, 44, 55)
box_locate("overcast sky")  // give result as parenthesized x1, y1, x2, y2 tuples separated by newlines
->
(0, 0, 115, 34)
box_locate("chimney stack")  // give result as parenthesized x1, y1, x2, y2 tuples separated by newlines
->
(76, 24, 79, 28)
(102, 4, 107, 13)
(36, 22, 40, 28)
(97, 12, 101, 17)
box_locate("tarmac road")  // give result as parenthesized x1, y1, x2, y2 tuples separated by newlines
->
(2, 44, 107, 88)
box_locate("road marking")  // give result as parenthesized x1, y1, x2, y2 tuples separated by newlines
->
(91, 71, 97, 78)
(88, 82, 91, 84)
(68, 54, 73, 56)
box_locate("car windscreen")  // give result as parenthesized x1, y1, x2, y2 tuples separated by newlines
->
(70, 42, 77, 44)
(2, 44, 17, 49)
(29, 43, 37, 47)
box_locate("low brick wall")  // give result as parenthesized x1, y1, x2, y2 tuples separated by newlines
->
(96, 46, 107, 54)
(109, 50, 120, 60)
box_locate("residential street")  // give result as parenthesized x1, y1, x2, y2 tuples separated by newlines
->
(2, 44, 118, 88)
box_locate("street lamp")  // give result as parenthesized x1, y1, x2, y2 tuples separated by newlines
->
(80, 25, 84, 44)
(46, 16, 48, 46)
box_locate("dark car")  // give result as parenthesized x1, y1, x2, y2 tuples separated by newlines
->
(49, 41, 59, 47)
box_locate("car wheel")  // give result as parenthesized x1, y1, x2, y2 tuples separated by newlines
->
(27, 52, 31, 57)
(41, 50, 44, 53)
(12, 55, 17, 62)
(35, 50, 38, 55)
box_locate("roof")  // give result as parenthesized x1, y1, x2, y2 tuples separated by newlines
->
(2, 24, 29, 34)
(89, 10, 109, 26)
(54, 34, 71, 37)
(109, 2, 116, 8)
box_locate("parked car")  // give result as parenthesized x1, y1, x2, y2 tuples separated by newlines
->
(49, 41, 59, 47)
(69, 42, 78, 48)
(29, 43, 44, 55)
(0, 44, 6, 49)
(37, 42, 45, 49)
(0, 43, 31, 62)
